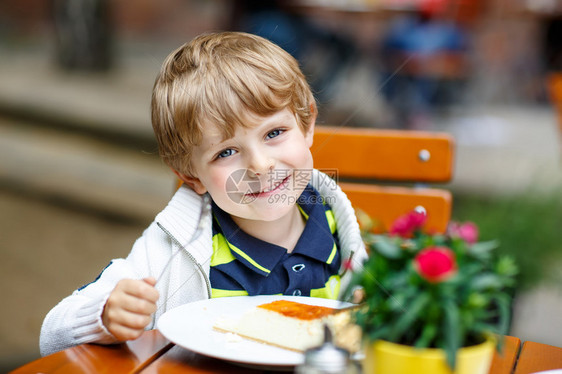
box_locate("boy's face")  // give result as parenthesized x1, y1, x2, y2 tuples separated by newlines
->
(177, 108, 315, 223)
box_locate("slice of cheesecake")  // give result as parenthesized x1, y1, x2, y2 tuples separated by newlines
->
(213, 299, 361, 352)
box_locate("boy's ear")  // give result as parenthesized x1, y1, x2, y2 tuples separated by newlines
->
(172, 169, 207, 195)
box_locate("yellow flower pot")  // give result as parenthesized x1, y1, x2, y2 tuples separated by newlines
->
(363, 338, 495, 374)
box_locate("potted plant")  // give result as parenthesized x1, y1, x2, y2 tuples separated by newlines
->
(345, 210, 518, 374)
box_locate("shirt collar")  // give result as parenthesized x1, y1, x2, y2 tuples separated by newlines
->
(292, 185, 337, 263)
(212, 202, 286, 277)
(211, 184, 337, 275)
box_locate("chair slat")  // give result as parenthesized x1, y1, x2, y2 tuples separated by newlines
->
(514, 341, 562, 374)
(312, 126, 455, 182)
(339, 183, 452, 233)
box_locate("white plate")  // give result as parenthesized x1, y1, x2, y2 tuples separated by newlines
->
(157, 295, 353, 368)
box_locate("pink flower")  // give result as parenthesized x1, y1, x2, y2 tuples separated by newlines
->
(414, 246, 457, 283)
(389, 211, 427, 238)
(449, 222, 479, 245)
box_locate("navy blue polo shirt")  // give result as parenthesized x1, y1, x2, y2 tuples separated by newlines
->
(209, 185, 342, 299)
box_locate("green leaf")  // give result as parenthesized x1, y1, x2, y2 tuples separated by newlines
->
(388, 292, 407, 312)
(472, 322, 500, 336)
(495, 293, 512, 336)
(496, 256, 519, 279)
(372, 235, 402, 259)
(367, 325, 392, 342)
(389, 293, 431, 341)
(469, 273, 503, 291)
(443, 300, 461, 370)
(414, 323, 438, 348)
(470, 240, 499, 258)
(466, 292, 488, 309)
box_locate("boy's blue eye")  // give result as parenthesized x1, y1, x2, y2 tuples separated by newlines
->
(266, 129, 283, 139)
(217, 149, 236, 159)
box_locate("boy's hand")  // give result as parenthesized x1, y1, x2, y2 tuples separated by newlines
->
(102, 277, 159, 341)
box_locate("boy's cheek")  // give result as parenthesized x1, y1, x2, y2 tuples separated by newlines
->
(209, 173, 228, 193)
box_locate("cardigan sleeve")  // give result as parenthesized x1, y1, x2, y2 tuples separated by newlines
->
(39, 289, 116, 356)
(39, 258, 141, 356)
(39, 186, 214, 356)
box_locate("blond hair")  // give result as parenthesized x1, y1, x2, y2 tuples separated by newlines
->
(151, 31, 316, 175)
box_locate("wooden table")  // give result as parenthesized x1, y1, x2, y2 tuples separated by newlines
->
(10, 331, 562, 373)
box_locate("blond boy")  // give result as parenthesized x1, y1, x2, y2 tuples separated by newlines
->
(40, 32, 366, 356)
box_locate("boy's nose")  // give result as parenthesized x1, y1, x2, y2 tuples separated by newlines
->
(246, 151, 274, 177)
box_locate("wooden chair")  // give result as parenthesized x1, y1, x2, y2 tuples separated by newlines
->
(311, 125, 455, 233)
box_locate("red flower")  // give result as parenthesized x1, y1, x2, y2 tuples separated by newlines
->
(389, 210, 427, 238)
(448, 222, 479, 245)
(414, 246, 457, 283)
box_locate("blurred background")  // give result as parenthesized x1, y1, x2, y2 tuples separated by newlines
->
(1, 0, 561, 371)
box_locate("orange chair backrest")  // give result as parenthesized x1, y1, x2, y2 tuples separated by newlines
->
(547, 73, 562, 136)
(311, 126, 455, 233)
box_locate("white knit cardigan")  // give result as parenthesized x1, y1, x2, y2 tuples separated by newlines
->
(39, 169, 367, 356)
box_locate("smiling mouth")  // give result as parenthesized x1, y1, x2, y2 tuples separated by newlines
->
(245, 176, 290, 198)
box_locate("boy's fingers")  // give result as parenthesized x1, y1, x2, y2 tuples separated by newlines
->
(106, 308, 152, 333)
(120, 293, 157, 315)
(107, 322, 144, 342)
(143, 277, 157, 286)
(103, 280, 158, 341)
(119, 310, 152, 330)
(121, 279, 159, 303)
